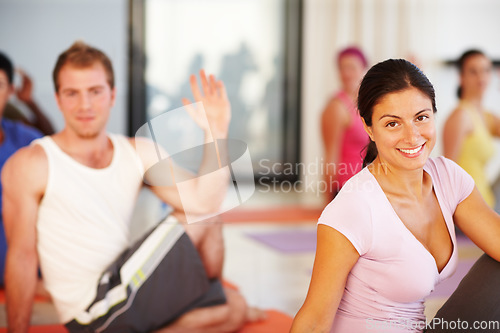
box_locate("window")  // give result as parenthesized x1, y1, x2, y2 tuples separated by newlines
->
(130, 0, 302, 180)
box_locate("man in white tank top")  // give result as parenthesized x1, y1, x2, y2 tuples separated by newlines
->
(2, 41, 263, 332)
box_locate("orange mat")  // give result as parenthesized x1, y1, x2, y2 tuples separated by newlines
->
(0, 315, 293, 333)
(0, 315, 292, 333)
(239, 309, 293, 333)
(221, 206, 322, 223)
(0, 287, 293, 333)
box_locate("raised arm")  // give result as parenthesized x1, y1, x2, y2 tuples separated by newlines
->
(15, 69, 55, 135)
(454, 186, 500, 262)
(291, 224, 359, 332)
(138, 70, 231, 219)
(2, 145, 47, 333)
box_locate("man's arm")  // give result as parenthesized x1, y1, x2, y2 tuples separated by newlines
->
(135, 70, 231, 219)
(2, 145, 47, 333)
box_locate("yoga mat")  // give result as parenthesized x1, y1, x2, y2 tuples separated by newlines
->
(245, 229, 316, 253)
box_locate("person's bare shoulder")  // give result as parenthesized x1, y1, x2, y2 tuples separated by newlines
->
(322, 96, 349, 117)
(321, 97, 350, 128)
(2, 143, 48, 196)
(445, 106, 473, 135)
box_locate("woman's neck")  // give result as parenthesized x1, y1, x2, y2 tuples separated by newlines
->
(343, 86, 358, 103)
(369, 157, 428, 200)
(461, 92, 483, 110)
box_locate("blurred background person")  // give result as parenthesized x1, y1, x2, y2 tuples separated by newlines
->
(320, 46, 369, 202)
(4, 67, 54, 135)
(443, 49, 500, 209)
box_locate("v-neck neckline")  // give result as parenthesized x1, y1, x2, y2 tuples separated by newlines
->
(365, 165, 455, 275)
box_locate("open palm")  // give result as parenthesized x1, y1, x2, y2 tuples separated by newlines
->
(182, 70, 231, 140)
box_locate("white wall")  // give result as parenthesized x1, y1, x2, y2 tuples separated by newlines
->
(0, 0, 129, 134)
(301, 0, 500, 205)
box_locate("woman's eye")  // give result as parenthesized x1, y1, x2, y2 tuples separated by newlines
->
(417, 115, 428, 121)
(386, 122, 397, 128)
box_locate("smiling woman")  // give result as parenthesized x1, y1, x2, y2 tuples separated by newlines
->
(291, 59, 500, 333)
(365, 87, 435, 171)
(358, 59, 437, 169)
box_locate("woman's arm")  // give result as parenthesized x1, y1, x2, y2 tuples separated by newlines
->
(443, 107, 471, 161)
(484, 112, 500, 138)
(291, 224, 359, 333)
(454, 186, 500, 261)
(321, 99, 349, 197)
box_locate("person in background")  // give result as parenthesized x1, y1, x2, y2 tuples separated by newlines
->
(3, 41, 264, 333)
(320, 46, 369, 202)
(443, 49, 500, 209)
(2, 59, 54, 135)
(292, 59, 500, 332)
(0, 52, 44, 289)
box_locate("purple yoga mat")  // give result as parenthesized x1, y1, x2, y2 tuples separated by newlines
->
(245, 229, 317, 253)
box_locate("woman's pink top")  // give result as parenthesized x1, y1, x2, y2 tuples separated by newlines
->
(318, 157, 475, 332)
(335, 91, 369, 187)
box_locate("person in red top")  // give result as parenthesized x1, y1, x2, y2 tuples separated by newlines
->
(321, 46, 369, 202)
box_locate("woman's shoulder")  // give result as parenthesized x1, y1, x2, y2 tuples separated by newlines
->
(318, 168, 376, 254)
(425, 156, 474, 194)
(426, 156, 463, 174)
(446, 103, 473, 127)
(323, 168, 379, 212)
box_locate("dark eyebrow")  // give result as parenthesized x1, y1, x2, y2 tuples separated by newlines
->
(378, 109, 432, 121)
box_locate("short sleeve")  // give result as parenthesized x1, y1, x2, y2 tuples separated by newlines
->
(430, 157, 475, 208)
(318, 187, 373, 256)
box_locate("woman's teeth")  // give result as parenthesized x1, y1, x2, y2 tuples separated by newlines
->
(398, 145, 423, 154)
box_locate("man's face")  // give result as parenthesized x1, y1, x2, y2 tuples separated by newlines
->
(55, 63, 116, 138)
(0, 70, 14, 118)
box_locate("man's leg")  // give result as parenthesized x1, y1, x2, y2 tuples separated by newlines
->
(184, 219, 224, 279)
(66, 220, 227, 333)
(155, 287, 246, 333)
(182, 217, 267, 331)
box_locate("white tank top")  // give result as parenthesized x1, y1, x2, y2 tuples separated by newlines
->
(35, 134, 144, 323)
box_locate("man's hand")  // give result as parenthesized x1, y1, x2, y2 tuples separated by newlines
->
(182, 70, 231, 140)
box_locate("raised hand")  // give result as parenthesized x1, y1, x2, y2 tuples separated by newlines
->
(15, 69, 34, 104)
(182, 70, 231, 140)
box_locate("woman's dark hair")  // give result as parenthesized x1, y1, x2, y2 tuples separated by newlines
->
(455, 49, 485, 98)
(358, 59, 437, 167)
